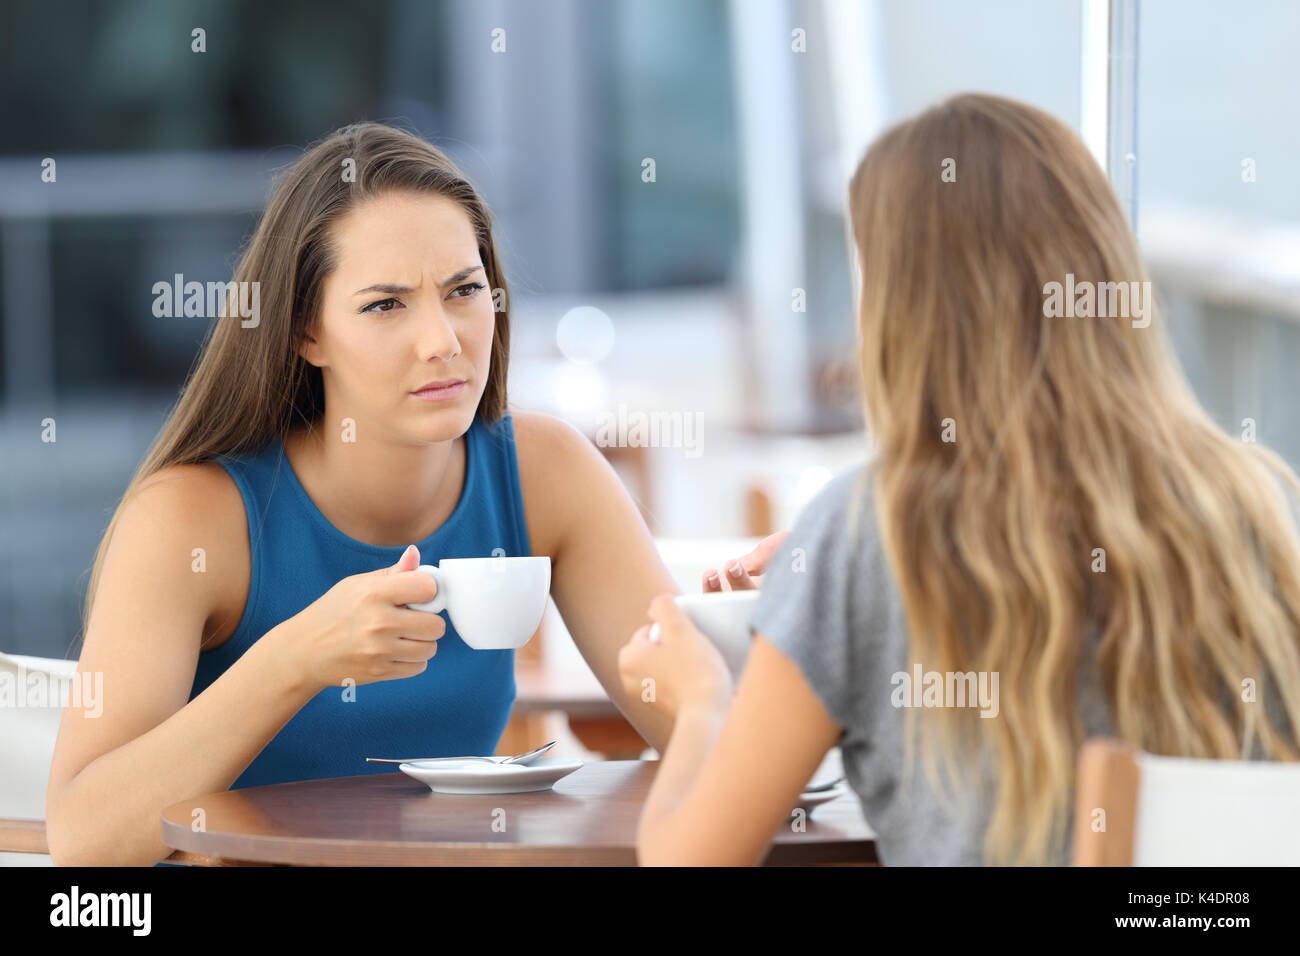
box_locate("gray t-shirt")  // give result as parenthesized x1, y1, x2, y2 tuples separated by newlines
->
(748, 464, 1120, 866)
(750, 463, 1297, 865)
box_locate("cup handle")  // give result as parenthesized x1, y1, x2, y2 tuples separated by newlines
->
(406, 565, 447, 615)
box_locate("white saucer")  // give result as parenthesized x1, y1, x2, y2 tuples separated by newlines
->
(399, 756, 584, 794)
(790, 784, 848, 819)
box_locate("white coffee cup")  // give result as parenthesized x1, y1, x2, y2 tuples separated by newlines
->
(671, 590, 762, 678)
(406, 556, 551, 650)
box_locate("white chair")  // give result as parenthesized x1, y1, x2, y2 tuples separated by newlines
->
(0, 651, 79, 866)
(1073, 737, 1300, 865)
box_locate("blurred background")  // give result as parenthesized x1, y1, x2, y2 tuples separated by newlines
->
(2, 0, 1299, 671)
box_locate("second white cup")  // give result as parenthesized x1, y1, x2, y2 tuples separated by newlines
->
(673, 590, 762, 679)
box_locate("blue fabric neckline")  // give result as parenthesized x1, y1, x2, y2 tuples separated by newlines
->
(269, 423, 477, 558)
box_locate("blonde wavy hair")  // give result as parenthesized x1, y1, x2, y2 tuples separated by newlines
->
(847, 93, 1300, 865)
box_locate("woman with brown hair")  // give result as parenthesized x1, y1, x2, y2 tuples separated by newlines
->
(44, 122, 718, 866)
(621, 93, 1300, 866)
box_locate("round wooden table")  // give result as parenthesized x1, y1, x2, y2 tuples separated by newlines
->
(160, 760, 876, 865)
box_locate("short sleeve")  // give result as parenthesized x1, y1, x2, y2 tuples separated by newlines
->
(747, 464, 906, 745)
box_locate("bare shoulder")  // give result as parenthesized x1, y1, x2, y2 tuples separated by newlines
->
(134, 458, 240, 501)
(509, 409, 596, 470)
(125, 459, 250, 645)
(507, 409, 610, 558)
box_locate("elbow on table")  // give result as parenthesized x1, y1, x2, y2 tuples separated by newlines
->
(47, 828, 170, 868)
(46, 798, 168, 868)
(635, 843, 680, 867)
(636, 821, 755, 867)
(45, 778, 96, 866)
(44, 809, 88, 868)
(45, 814, 112, 867)
(634, 818, 676, 866)
(637, 842, 753, 867)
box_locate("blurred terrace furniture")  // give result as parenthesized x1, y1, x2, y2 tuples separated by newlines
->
(501, 657, 647, 761)
(1072, 737, 1300, 865)
(0, 651, 78, 865)
(0, 650, 216, 864)
(0, 819, 48, 856)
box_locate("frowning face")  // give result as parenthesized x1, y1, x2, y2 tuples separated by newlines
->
(299, 189, 495, 444)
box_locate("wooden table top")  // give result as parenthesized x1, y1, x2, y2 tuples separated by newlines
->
(161, 760, 876, 865)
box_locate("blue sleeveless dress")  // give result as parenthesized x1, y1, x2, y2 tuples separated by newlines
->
(189, 412, 531, 790)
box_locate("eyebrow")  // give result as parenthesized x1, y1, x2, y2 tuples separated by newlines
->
(352, 266, 485, 296)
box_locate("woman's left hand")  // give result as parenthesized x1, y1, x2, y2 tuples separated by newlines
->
(618, 594, 733, 722)
(702, 530, 790, 592)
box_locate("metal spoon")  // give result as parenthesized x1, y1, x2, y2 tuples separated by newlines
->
(802, 776, 846, 793)
(365, 740, 557, 766)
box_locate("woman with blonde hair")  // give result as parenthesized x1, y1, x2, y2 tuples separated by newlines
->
(621, 92, 1300, 866)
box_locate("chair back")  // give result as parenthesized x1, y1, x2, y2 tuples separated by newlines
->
(0, 651, 79, 863)
(1073, 737, 1300, 865)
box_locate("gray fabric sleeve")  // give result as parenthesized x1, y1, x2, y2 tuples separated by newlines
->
(746, 465, 905, 748)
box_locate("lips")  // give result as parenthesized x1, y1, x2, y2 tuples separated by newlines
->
(412, 378, 465, 393)
(410, 379, 468, 402)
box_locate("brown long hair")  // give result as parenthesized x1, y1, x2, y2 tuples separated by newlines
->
(81, 122, 512, 640)
(847, 93, 1300, 864)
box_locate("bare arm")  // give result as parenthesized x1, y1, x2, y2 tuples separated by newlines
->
(512, 412, 679, 754)
(44, 465, 317, 866)
(637, 631, 843, 866)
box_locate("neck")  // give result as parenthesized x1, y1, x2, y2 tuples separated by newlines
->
(284, 418, 466, 548)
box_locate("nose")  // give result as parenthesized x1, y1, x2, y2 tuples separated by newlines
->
(416, 302, 461, 362)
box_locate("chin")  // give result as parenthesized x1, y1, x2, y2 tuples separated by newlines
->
(404, 403, 476, 443)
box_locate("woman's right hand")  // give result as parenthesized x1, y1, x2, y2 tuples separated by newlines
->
(278, 544, 446, 694)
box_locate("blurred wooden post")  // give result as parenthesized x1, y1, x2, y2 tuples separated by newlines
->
(597, 443, 654, 532)
(746, 482, 773, 537)
(1072, 738, 1140, 866)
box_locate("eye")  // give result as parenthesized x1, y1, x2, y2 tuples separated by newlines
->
(361, 297, 401, 314)
(449, 281, 486, 299)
